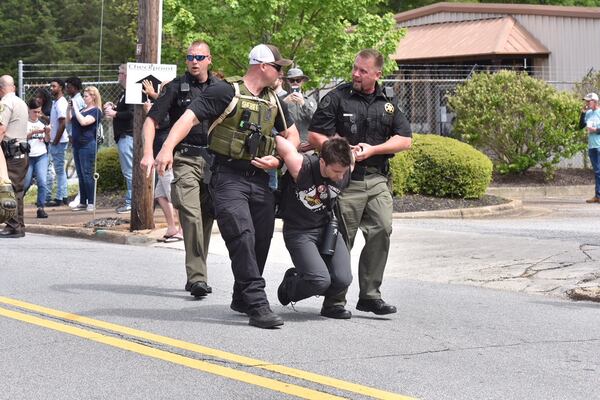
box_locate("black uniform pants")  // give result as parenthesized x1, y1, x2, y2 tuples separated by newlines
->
(211, 167, 275, 314)
(282, 227, 352, 303)
(5, 154, 28, 232)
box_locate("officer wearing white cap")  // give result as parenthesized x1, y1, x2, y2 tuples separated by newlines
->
(580, 92, 600, 203)
(155, 44, 300, 329)
(283, 67, 317, 149)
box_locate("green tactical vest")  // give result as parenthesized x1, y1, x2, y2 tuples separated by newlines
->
(208, 76, 280, 160)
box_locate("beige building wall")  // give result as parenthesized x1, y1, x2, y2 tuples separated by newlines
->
(397, 10, 600, 90)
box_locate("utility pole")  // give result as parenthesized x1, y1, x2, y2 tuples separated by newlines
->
(130, 0, 161, 231)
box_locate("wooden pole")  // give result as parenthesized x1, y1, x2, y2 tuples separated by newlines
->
(130, 0, 160, 231)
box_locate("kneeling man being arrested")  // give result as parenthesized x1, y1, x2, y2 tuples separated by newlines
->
(275, 135, 355, 319)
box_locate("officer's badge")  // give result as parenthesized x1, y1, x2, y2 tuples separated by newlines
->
(384, 102, 394, 114)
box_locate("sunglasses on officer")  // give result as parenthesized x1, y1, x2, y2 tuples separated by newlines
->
(186, 54, 209, 62)
(266, 63, 282, 72)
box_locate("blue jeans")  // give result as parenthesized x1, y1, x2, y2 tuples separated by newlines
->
(47, 142, 68, 200)
(589, 147, 600, 197)
(117, 135, 133, 206)
(74, 141, 97, 205)
(24, 153, 49, 207)
(267, 169, 278, 191)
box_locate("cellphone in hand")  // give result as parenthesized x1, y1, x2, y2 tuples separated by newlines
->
(291, 87, 300, 94)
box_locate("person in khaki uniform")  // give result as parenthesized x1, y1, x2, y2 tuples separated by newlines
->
(140, 40, 216, 298)
(0, 108, 17, 224)
(0, 75, 30, 238)
(308, 49, 412, 318)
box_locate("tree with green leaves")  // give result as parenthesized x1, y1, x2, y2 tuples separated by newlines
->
(0, 0, 136, 80)
(161, 0, 404, 89)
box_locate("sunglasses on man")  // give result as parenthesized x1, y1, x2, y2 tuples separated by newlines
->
(186, 54, 209, 62)
(288, 78, 304, 84)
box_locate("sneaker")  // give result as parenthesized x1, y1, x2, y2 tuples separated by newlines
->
(86, 204, 95, 212)
(116, 205, 131, 214)
(69, 194, 81, 208)
(277, 268, 297, 306)
(45, 199, 61, 207)
(71, 204, 87, 211)
(585, 196, 599, 203)
(62, 197, 70, 206)
(36, 208, 48, 219)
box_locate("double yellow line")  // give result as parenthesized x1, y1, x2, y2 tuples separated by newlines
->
(0, 296, 415, 400)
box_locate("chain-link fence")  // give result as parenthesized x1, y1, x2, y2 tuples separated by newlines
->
(17, 61, 123, 147)
(18, 62, 585, 141)
(382, 64, 580, 136)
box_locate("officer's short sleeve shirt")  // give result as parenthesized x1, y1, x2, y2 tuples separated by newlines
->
(0, 93, 28, 140)
(187, 80, 294, 133)
(146, 78, 179, 125)
(309, 84, 412, 141)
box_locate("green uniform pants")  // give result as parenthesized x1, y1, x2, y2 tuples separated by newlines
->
(171, 153, 214, 284)
(323, 173, 393, 308)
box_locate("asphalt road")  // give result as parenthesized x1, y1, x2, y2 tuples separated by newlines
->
(2, 199, 599, 400)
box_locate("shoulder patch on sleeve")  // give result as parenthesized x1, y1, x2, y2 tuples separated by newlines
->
(319, 94, 332, 109)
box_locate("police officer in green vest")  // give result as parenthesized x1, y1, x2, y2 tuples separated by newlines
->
(155, 44, 300, 329)
(141, 40, 216, 299)
(308, 48, 412, 318)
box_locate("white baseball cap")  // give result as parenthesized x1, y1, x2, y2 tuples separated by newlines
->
(248, 44, 292, 67)
(583, 92, 599, 101)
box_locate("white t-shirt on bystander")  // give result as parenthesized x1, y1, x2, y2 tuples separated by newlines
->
(27, 120, 47, 157)
(50, 96, 68, 143)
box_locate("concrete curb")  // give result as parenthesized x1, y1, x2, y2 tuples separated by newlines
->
(394, 199, 522, 219)
(26, 224, 156, 246)
(487, 185, 593, 200)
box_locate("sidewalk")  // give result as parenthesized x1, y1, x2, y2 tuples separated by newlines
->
(23, 204, 168, 245)
(19, 183, 594, 244)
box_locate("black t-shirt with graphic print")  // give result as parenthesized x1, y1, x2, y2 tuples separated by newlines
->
(280, 154, 350, 230)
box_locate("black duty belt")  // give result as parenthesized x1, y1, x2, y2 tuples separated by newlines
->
(175, 143, 212, 161)
(214, 163, 265, 177)
(351, 165, 385, 181)
(1, 139, 30, 160)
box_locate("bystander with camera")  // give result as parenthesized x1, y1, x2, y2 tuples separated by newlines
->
(24, 98, 50, 218)
(283, 68, 317, 151)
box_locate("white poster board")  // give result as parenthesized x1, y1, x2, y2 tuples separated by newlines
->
(125, 62, 177, 104)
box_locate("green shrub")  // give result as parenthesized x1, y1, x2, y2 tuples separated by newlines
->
(448, 71, 585, 179)
(96, 147, 126, 192)
(389, 146, 414, 197)
(390, 133, 492, 199)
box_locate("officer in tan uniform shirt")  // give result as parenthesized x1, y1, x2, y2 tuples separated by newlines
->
(0, 75, 30, 238)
